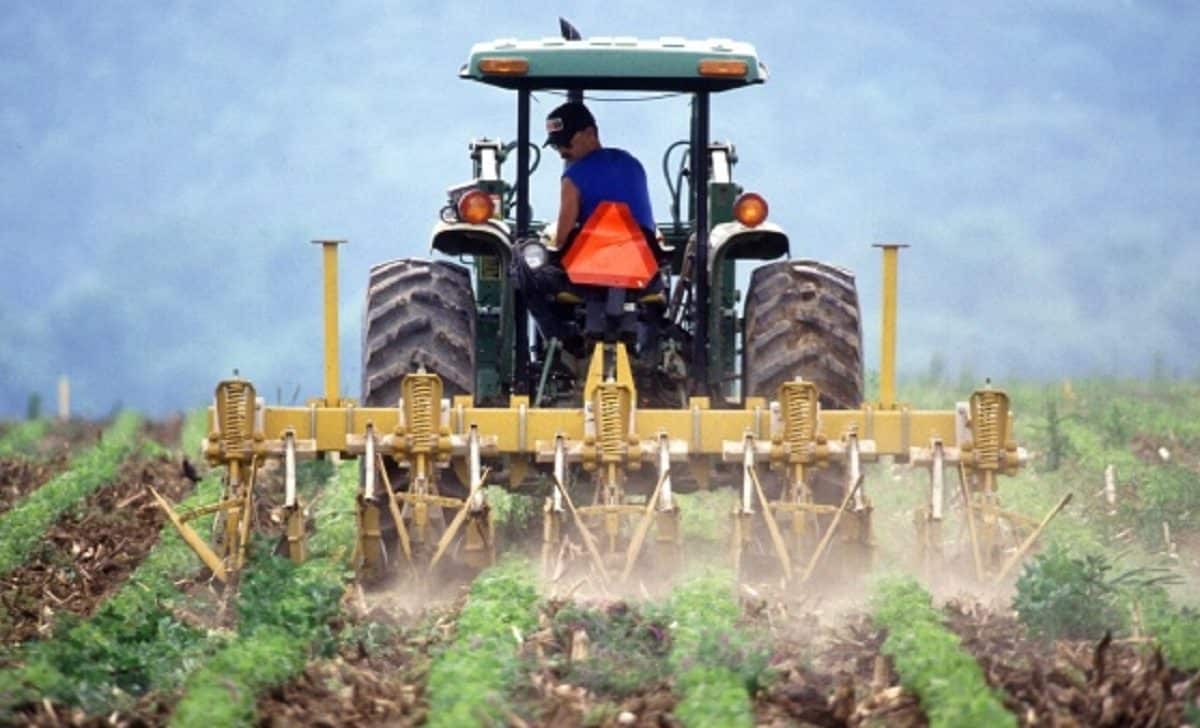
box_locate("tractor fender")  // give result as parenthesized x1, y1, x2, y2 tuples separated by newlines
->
(430, 219, 513, 261)
(708, 221, 789, 272)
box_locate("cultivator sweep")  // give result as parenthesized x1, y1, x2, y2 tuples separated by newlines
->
(154, 242, 1044, 587)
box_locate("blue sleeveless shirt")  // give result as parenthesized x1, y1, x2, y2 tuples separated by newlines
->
(563, 148, 656, 232)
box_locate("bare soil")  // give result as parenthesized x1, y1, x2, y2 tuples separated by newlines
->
(31, 421, 107, 459)
(0, 455, 71, 517)
(256, 603, 460, 727)
(755, 611, 924, 727)
(944, 599, 1199, 727)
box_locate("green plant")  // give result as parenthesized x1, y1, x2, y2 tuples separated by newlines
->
(661, 571, 767, 728)
(426, 558, 540, 727)
(1036, 394, 1072, 472)
(549, 601, 670, 696)
(1139, 589, 1200, 671)
(1013, 545, 1125, 640)
(484, 485, 539, 541)
(872, 578, 1014, 728)
(1013, 545, 1178, 641)
(180, 408, 210, 460)
(0, 418, 50, 458)
(25, 393, 41, 421)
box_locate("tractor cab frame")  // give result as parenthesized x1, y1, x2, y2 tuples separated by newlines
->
(432, 35, 788, 402)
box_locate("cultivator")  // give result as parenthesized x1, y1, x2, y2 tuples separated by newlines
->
(155, 242, 1048, 587)
(153, 28, 1064, 589)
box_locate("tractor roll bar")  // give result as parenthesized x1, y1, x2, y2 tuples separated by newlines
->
(515, 89, 532, 391)
(690, 92, 710, 392)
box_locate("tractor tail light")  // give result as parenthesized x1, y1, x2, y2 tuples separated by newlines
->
(457, 189, 495, 224)
(479, 57, 529, 76)
(698, 59, 748, 78)
(733, 192, 768, 227)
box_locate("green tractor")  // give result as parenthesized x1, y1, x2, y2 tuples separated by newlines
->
(357, 24, 868, 577)
(167, 25, 1034, 587)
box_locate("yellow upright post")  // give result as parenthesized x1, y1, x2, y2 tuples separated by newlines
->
(312, 240, 346, 406)
(874, 243, 908, 410)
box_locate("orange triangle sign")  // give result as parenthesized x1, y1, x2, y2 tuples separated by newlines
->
(562, 202, 658, 289)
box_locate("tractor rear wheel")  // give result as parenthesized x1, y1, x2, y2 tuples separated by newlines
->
(361, 257, 475, 511)
(742, 259, 863, 409)
(359, 259, 479, 579)
(361, 258, 476, 407)
(742, 260, 868, 576)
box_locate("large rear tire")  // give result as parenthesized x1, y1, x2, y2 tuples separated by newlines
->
(742, 260, 868, 577)
(361, 259, 475, 407)
(361, 258, 475, 515)
(742, 260, 863, 409)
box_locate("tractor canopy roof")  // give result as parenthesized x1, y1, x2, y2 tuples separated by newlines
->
(461, 36, 766, 92)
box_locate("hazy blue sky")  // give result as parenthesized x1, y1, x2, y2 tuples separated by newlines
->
(2, 2, 1197, 416)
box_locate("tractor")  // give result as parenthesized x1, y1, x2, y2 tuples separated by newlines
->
(158, 24, 1054, 590)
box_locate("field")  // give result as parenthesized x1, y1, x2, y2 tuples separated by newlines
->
(0, 378, 1197, 726)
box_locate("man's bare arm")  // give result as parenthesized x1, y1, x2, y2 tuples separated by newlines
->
(554, 177, 581, 249)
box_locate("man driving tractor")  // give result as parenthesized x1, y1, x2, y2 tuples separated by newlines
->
(513, 101, 660, 345)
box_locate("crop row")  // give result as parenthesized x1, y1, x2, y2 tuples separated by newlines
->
(0, 420, 50, 458)
(426, 559, 540, 726)
(0, 419, 351, 724)
(0, 412, 140, 578)
(170, 459, 357, 726)
(871, 577, 1014, 728)
(666, 572, 767, 727)
(0, 467, 223, 713)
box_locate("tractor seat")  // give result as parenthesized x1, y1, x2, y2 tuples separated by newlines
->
(554, 291, 584, 305)
(638, 292, 667, 305)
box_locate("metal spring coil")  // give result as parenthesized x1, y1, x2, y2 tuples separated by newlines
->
(596, 385, 625, 460)
(405, 377, 437, 450)
(783, 385, 816, 449)
(972, 391, 1003, 466)
(220, 383, 249, 457)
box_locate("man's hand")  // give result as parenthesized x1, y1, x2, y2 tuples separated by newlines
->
(554, 176, 581, 249)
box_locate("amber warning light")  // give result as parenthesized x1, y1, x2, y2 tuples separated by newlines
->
(733, 192, 768, 227)
(479, 57, 530, 76)
(698, 59, 748, 78)
(457, 189, 495, 224)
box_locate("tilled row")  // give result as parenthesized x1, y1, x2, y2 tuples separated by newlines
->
(0, 456, 196, 645)
(253, 580, 927, 727)
(755, 611, 924, 727)
(944, 599, 1199, 727)
(0, 455, 70, 517)
(0, 419, 111, 517)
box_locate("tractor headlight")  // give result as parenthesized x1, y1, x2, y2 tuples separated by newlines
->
(521, 241, 549, 270)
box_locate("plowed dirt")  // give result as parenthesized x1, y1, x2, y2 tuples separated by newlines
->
(256, 604, 459, 727)
(945, 599, 1199, 727)
(754, 610, 923, 728)
(0, 455, 70, 517)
